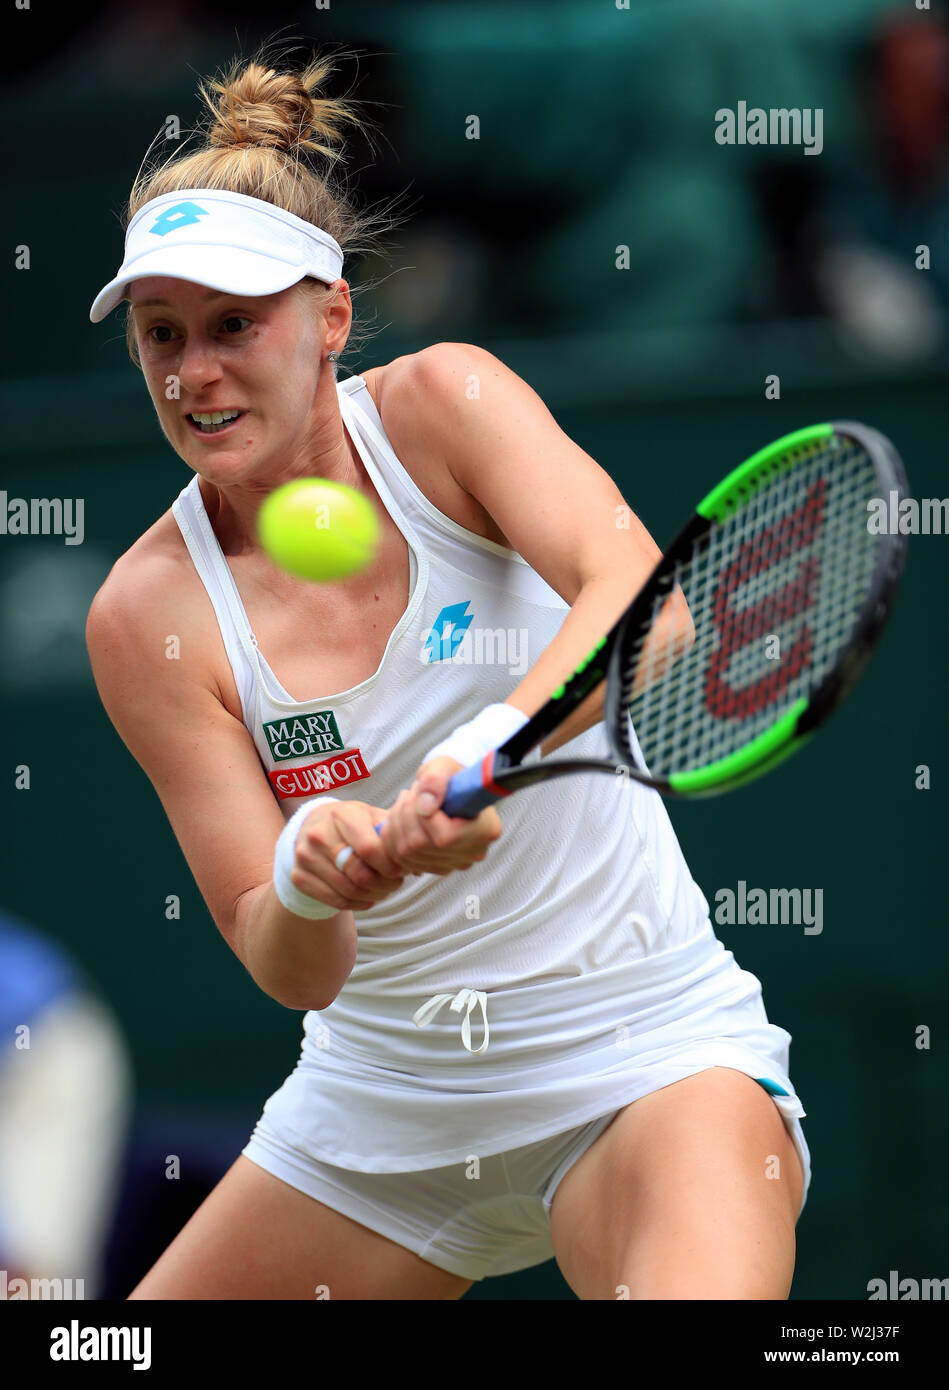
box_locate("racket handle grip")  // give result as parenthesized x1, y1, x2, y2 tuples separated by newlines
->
(442, 758, 496, 816)
(333, 758, 498, 871)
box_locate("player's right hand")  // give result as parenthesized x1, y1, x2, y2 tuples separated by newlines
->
(291, 800, 409, 913)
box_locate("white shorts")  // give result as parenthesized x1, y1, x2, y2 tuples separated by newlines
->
(244, 1085, 809, 1282)
(243, 1109, 618, 1281)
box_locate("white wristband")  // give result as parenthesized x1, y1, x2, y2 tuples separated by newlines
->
(273, 797, 342, 920)
(421, 702, 539, 770)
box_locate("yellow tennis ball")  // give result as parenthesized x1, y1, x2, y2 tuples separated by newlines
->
(257, 478, 381, 583)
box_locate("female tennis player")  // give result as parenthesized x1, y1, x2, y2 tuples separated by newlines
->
(85, 48, 810, 1300)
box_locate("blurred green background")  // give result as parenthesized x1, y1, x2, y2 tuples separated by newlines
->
(2, 0, 947, 1298)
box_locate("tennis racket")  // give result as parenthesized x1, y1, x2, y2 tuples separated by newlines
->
(337, 420, 907, 864)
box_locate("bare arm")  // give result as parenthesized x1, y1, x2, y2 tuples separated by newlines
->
(232, 881, 355, 1012)
(384, 344, 694, 754)
(85, 557, 361, 1011)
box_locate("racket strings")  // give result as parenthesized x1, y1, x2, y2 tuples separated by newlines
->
(621, 437, 882, 776)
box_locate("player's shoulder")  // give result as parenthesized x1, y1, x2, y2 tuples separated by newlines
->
(363, 343, 496, 469)
(369, 342, 493, 401)
(85, 506, 208, 670)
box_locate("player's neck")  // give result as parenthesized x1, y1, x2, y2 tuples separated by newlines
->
(197, 433, 365, 558)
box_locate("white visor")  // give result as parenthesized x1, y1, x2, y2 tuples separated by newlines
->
(89, 187, 344, 323)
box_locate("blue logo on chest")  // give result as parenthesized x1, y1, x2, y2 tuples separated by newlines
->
(423, 602, 473, 662)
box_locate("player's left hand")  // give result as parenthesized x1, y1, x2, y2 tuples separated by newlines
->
(379, 756, 503, 876)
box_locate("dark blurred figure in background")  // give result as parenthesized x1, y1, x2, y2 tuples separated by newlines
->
(752, 13, 949, 359)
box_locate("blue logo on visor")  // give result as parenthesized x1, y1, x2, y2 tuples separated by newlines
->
(149, 202, 209, 237)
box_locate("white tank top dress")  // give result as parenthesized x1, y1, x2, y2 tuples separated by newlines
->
(171, 373, 810, 1201)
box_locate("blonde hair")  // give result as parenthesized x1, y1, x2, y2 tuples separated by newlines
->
(123, 41, 406, 369)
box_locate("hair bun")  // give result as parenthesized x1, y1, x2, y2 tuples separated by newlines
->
(200, 57, 358, 160)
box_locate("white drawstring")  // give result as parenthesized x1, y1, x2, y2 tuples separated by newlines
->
(413, 988, 490, 1054)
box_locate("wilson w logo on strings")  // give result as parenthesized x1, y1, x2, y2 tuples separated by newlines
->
(705, 479, 829, 721)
